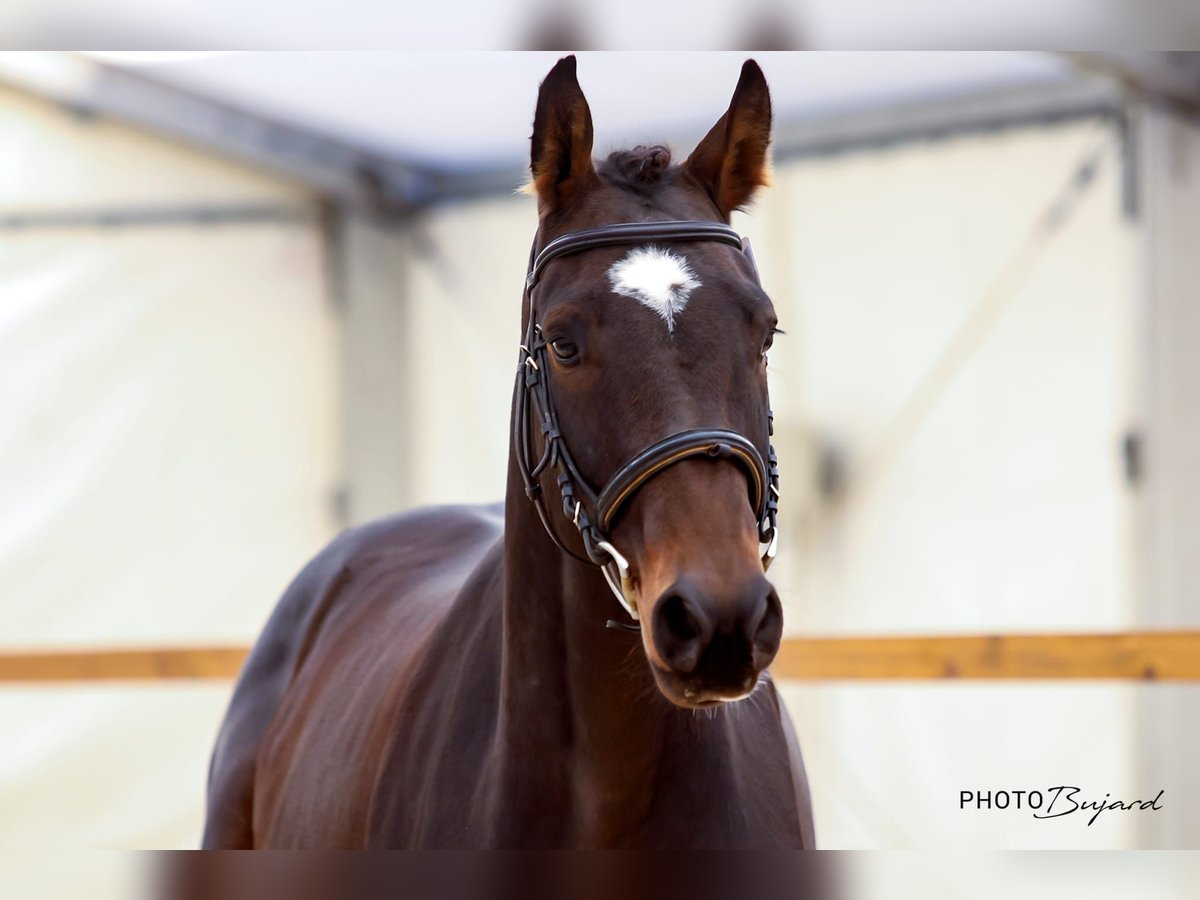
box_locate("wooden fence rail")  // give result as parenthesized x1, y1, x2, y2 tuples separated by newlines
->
(1, 632, 1198, 682)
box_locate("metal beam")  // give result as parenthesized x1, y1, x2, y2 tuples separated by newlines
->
(7, 52, 1187, 222)
(0, 202, 315, 230)
(771, 77, 1125, 162)
(0, 53, 437, 212)
(2, 54, 1140, 210)
(1065, 52, 1200, 116)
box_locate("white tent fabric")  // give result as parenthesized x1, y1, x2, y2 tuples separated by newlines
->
(0, 86, 339, 846)
(766, 121, 1139, 848)
(0, 225, 337, 647)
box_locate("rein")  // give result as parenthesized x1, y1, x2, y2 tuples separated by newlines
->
(514, 220, 780, 622)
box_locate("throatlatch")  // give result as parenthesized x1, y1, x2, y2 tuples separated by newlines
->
(514, 220, 781, 622)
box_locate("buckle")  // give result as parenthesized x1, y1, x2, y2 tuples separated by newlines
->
(595, 539, 638, 621)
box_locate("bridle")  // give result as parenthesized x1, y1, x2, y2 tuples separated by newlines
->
(514, 220, 780, 622)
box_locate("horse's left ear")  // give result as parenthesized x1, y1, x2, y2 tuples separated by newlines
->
(684, 60, 773, 220)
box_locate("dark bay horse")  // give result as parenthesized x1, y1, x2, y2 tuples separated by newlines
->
(203, 56, 815, 849)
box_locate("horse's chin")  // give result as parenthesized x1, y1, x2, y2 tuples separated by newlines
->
(648, 664, 762, 710)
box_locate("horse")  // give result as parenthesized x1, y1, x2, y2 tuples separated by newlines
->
(202, 55, 815, 849)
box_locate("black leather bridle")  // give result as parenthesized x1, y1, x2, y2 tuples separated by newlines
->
(514, 220, 780, 621)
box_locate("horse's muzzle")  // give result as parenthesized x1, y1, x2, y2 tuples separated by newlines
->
(646, 573, 783, 706)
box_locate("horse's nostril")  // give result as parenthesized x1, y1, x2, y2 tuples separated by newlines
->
(743, 591, 769, 640)
(662, 594, 701, 641)
(654, 592, 708, 674)
(751, 588, 784, 665)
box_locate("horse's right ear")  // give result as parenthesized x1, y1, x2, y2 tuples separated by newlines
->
(530, 55, 596, 215)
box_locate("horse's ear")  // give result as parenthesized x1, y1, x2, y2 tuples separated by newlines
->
(684, 60, 773, 220)
(530, 55, 597, 215)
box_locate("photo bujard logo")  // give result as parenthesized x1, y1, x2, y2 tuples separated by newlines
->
(960, 787, 1164, 826)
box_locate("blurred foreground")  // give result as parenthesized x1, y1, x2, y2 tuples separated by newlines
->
(6, 851, 1200, 900)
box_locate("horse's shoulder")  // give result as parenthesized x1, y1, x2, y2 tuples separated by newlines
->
(202, 502, 504, 848)
(292, 501, 501, 591)
(327, 501, 504, 565)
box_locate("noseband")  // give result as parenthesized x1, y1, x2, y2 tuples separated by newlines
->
(515, 221, 780, 621)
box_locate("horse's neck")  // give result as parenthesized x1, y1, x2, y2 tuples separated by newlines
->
(496, 480, 704, 842)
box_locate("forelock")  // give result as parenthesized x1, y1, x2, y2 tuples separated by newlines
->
(598, 145, 673, 192)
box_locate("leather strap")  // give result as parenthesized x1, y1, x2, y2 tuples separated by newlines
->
(595, 429, 767, 532)
(527, 221, 744, 290)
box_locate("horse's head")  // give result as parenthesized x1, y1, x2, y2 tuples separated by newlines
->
(520, 56, 780, 709)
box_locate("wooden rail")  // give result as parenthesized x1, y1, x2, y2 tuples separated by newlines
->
(1, 632, 1198, 682)
(771, 631, 1200, 681)
(0, 647, 249, 682)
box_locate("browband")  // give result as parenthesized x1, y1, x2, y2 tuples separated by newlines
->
(527, 221, 745, 291)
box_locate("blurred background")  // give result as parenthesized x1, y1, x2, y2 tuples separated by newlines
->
(0, 51, 1197, 850)
(3, 0, 1200, 49)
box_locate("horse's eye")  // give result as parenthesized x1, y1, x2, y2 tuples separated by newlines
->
(761, 326, 783, 363)
(550, 339, 578, 361)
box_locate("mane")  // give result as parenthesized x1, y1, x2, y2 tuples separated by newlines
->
(597, 145, 674, 192)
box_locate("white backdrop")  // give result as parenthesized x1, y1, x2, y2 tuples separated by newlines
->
(767, 119, 1139, 848)
(0, 85, 338, 846)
